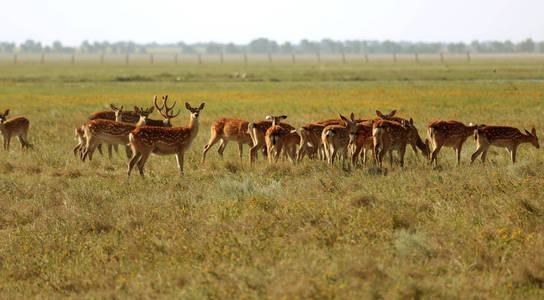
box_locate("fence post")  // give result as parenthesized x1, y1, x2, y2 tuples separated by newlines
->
(364, 53, 368, 63)
(150, 54, 154, 64)
(40, 53, 45, 64)
(268, 52, 272, 64)
(220, 52, 224, 64)
(125, 53, 129, 65)
(440, 52, 444, 63)
(291, 52, 295, 64)
(414, 53, 419, 63)
(71, 53, 75, 64)
(393, 53, 397, 63)
(466, 51, 471, 62)
(197, 53, 202, 64)
(13, 54, 17, 64)
(100, 53, 104, 64)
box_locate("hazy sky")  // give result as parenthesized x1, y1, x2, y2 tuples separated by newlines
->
(1, 0, 543, 45)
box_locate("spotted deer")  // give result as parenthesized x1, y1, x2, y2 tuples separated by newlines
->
(201, 118, 253, 163)
(247, 120, 295, 163)
(81, 106, 155, 161)
(373, 119, 430, 168)
(321, 113, 358, 167)
(471, 126, 539, 164)
(348, 120, 374, 166)
(0, 109, 30, 150)
(375, 110, 429, 159)
(264, 115, 300, 163)
(427, 120, 483, 165)
(128, 102, 205, 177)
(297, 123, 326, 161)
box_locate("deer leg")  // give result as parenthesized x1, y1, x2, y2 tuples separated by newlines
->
(330, 148, 337, 165)
(107, 144, 113, 158)
(217, 139, 228, 159)
(136, 150, 152, 177)
(238, 142, 244, 162)
(202, 134, 220, 164)
(456, 144, 463, 165)
(389, 150, 394, 167)
(176, 152, 185, 176)
(274, 144, 282, 163)
(297, 143, 306, 162)
(430, 144, 442, 166)
(510, 146, 517, 164)
(73, 143, 81, 157)
(250, 143, 262, 164)
(352, 145, 361, 166)
(471, 146, 485, 164)
(399, 146, 406, 168)
(480, 150, 488, 163)
(5, 137, 10, 151)
(410, 143, 419, 160)
(127, 151, 141, 177)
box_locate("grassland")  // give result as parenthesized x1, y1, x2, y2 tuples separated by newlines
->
(0, 59, 543, 298)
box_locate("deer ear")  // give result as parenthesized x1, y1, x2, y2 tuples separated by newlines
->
(148, 107, 154, 113)
(134, 106, 139, 113)
(4, 109, 9, 116)
(185, 102, 191, 110)
(532, 127, 536, 136)
(409, 118, 414, 126)
(110, 104, 117, 110)
(119, 105, 123, 111)
(376, 110, 385, 118)
(265, 115, 273, 120)
(350, 112, 355, 122)
(280, 115, 287, 120)
(389, 110, 397, 117)
(525, 129, 531, 135)
(199, 103, 205, 110)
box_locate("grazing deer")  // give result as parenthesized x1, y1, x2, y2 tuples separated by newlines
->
(471, 126, 539, 164)
(81, 106, 154, 161)
(201, 118, 253, 163)
(248, 120, 295, 163)
(373, 119, 430, 168)
(348, 120, 374, 166)
(0, 109, 30, 150)
(427, 120, 483, 165)
(375, 110, 428, 158)
(264, 115, 300, 163)
(321, 113, 358, 167)
(128, 102, 205, 177)
(297, 123, 326, 161)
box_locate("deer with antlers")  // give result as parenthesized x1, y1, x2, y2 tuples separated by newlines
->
(372, 118, 430, 168)
(0, 109, 30, 150)
(128, 102, 205, 177)
(321, 113, 358, 167)
(427, 120, 483, 165)
(81, 105, 155, 161)
(470, 126, 539, 164)
(264, 115, 300, 163)
(201, 118, 253, 163)
(247, 119, 295, 163)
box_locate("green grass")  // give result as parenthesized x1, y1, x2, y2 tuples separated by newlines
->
(0, 61, 544, 298)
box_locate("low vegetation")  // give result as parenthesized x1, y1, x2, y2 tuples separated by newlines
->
(0, 60, 543, 298)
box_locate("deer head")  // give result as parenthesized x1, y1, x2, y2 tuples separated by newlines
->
(342, 113, 359, 146)
(0, 109, 9, 124)
(134, 106, 154, 126)
(154, 95, 181, 125)
(376, 110, 397, 120)
(185, 102, 205, 119)
(266, 115, 287, 127)
(524, 128, 539, 149)
(111, 104, 123, 122)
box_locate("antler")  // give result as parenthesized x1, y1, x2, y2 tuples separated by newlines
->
(154, 95, 180, 119)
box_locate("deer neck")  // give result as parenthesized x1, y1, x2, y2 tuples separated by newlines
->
(135, 118, 146, 127)
(188, 114, 199, 137)
(520, 134, 533, 145)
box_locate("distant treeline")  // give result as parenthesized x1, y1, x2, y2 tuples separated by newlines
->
(1, 38, 543, 54)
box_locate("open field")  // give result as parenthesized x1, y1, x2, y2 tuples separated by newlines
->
(0, 60, 544, 298)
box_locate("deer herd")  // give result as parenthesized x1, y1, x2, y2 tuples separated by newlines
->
(0, 95, 540, 177)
